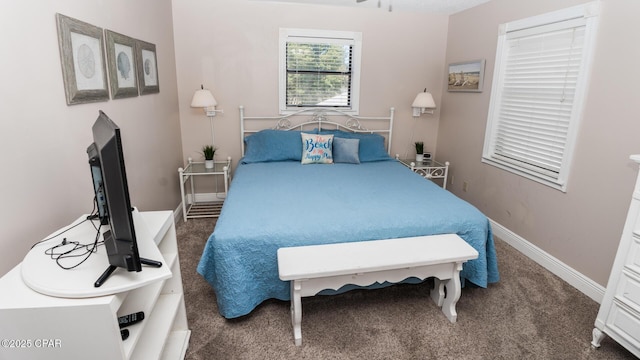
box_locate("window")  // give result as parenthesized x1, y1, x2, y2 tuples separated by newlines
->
(482, 2, 600, 192)
(279, 28, 362, 113)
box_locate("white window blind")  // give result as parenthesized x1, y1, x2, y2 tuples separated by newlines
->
(482, 2, 599, 191)
(286, 41, 352, 107)
(279, 29, 362, 113)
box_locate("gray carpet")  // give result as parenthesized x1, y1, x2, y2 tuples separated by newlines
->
(176, 218, 636, 359)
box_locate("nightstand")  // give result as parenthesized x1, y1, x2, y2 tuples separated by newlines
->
(178, 157, 231, 221)
(396, 155, 450, 189)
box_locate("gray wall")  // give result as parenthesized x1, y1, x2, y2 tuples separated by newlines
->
(171, 0, 450, 173)
(0, 0, 183, 276)
(438, 0, 640, 286)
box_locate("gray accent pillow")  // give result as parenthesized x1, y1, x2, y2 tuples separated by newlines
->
(333, 137, 360, 164)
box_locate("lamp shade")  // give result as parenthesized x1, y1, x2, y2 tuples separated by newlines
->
(412, 92, 436, 109)
(191, 89, 217, 108)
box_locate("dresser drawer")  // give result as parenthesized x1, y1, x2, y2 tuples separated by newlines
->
(616, 270, 640, 311)
(606, 302, 640, 350)
(628, 235, 640, 273)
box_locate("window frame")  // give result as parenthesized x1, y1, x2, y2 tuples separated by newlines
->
(481, 2, 600, 192)
(279, 28, 362, 114)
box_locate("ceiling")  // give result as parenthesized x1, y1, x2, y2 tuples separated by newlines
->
(250, 0, 492, 14)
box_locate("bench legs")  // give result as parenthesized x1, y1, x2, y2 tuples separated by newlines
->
(290, 280, 303, 346)
(430, 278, 445, 307)
(287, 262, 466, 346)
(429, 262, 464, 322)
(440, 262, 464, 323)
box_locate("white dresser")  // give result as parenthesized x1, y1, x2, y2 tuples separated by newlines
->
(592, 155, 640, 357)
(0, 210, 190, 360)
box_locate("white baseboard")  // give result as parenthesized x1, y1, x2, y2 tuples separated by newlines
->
(489, 218, 605, 304)
(173, 202, 183, 223)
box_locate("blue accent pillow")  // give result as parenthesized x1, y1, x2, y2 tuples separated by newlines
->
(333, 137, 360, 164)
(242, 130, 309, 164)
(318, 129, 391, 162)
(301, 133, 334, 164)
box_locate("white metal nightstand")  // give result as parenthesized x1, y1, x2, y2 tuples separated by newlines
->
(178, 157, 231, 221)
(396, 155, 450, 189)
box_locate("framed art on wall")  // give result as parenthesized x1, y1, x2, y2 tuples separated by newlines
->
(447, 59, 485, 92)
(136, 40, 159, 95)
(105, 30, 139, 99)
(55, 14, 109, 105)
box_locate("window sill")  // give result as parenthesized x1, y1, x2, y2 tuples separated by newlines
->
(481, 156, 567, 193)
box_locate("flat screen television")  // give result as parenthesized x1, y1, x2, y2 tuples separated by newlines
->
(87, 111, 161, 287)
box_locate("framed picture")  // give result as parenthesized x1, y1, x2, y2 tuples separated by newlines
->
(447, 59, 486, 92)
(105, 30, 138, 99)
(136, 40, 159, 95)
(56, 14, 109, 105)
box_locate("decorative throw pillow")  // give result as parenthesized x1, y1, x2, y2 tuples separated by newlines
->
(301, 133, 334, 164)
(333, 137, 360, 164)
(318, 129, 391, 162)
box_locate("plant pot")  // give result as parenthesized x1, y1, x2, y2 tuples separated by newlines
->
(415, 154, 424, 162)
(205, 160, 214, 169)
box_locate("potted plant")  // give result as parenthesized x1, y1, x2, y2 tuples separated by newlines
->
(202, 145, 216, 169)
(414, 141, 424, 162)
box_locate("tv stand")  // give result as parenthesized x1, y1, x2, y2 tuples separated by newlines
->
(95, 257, 163, 288)
(0, 211, 190, 360)
(95, 265, 118, 287)
(20, 210, 170, 298)
(140, 257, 163, 267)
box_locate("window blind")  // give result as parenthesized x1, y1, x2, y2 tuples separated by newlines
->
(492, 22, 586, 180)
(285, 41, 353, 108)
(483, 2, 599, 191)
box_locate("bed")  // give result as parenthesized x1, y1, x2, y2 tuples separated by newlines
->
(197, 107, 499, 319)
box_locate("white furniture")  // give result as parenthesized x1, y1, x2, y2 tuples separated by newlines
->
(591, 155, 640, 357)
(179, 156, 231, 221)
(396, 155, 450, 189)
(0, 211, 190, 360)
(277, 234, 479, 346)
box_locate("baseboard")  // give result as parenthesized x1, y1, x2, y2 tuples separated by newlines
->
(173, 202, 183, 223)
(489, 218, 605, 304)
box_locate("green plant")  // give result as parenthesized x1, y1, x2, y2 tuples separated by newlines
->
(414, 141, 424, 154)
(202, 145, 216, 160)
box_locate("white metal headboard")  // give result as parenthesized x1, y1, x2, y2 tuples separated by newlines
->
(239, 106, 395, 156)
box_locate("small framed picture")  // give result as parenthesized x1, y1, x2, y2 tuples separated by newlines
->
(105, 30, 138, 99)
(55, 14, 109, 105)
(136, 40, 159, 95)
(447, 59, 486, 92)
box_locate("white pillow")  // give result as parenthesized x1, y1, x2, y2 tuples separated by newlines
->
(301, 133, 334, 164)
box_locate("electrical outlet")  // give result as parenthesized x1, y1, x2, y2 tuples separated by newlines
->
(450, 175, 454, 185)
(463, 181, 469, 192)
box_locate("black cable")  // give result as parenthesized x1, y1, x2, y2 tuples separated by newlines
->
(34, 191, 107, 270)
(44, 223, 103, 270)
(30, 217, 91, 250)
(30, 192, 101, 250)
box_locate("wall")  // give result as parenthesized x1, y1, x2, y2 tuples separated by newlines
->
(0, 0, 183, 276)
(171, 0, 450, 175)
(438, 0, 640, 286)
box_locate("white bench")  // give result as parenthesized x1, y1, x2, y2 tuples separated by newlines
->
(277, 234, 479, 346)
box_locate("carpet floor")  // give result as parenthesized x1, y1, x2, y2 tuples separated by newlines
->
(175, 217, 636, 359)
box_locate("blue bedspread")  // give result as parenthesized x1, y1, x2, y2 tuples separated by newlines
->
(197, 160, 499, 318)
